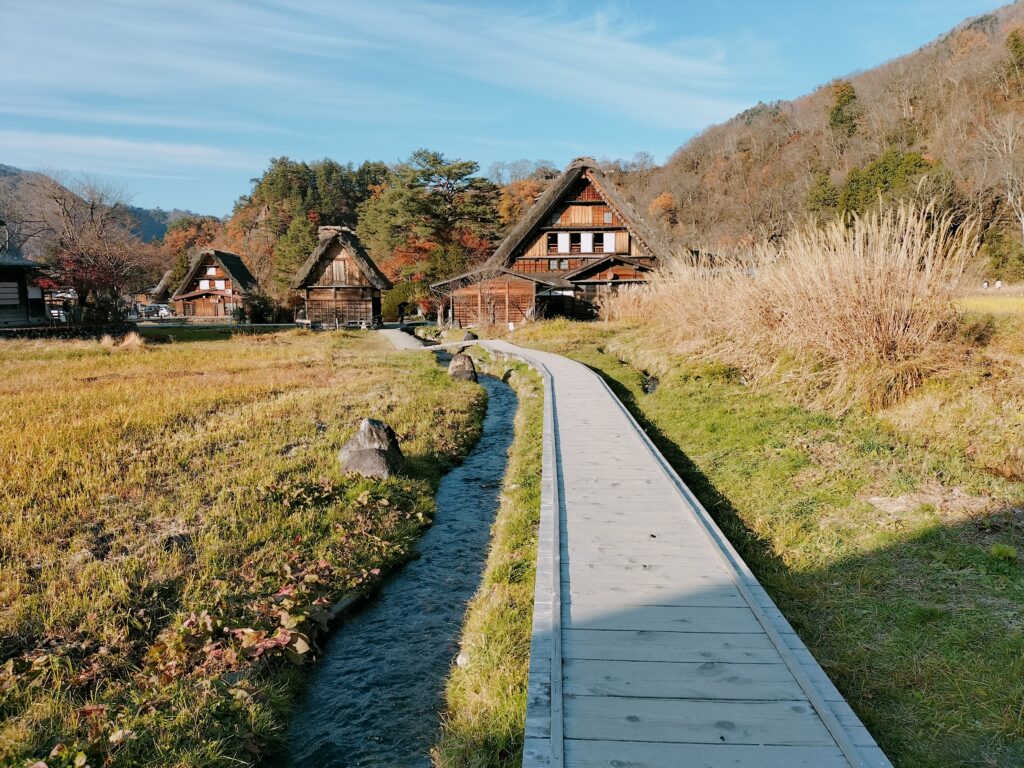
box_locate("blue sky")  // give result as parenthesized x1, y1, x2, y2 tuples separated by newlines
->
(0, 0, 1006, 216)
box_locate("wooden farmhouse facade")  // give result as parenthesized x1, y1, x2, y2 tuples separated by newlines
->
(0, 221, 42, 327)
(432, 157, 662, 326)
(292, 226, 391, 327)
(172, 249, 259, 318)
(0, 246, 38, 327)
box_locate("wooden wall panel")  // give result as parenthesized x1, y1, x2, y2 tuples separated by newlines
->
(616, 231, 630, 254)
(451, 278, 536, 326)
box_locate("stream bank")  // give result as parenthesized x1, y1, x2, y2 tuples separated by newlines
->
(278, 371, 518, 767)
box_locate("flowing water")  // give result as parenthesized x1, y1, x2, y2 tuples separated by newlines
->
(279, 372, 517, 767)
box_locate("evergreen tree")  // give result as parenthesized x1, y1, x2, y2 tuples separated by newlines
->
(828, 80, 861, 138)
(273, 211, 317, 294)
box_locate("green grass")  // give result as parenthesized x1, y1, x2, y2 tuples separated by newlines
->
(433, 353, 544, 768)
(0, 330, 486, 767)
(508, 320, 1024, 768)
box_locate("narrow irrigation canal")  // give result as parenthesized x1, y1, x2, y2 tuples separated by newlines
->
(280, 371, 518, 767)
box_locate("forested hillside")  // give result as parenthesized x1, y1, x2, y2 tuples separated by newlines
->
(626, 3, 1024, 280)
(0, 164, 202, 257)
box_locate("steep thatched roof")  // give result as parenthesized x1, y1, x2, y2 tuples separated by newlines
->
(0, 247, 37, 268)
(486, 157, 668, 269)
(148, 269, 174, 300)
(171, 248, 259, 299)
(292, 226, 392, 290)
(0, 223, 37, 268)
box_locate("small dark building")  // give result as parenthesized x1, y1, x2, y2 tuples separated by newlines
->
(292, 226, 392, 327)
(172, 249, 259, 319)
(0, 221, 40, 327)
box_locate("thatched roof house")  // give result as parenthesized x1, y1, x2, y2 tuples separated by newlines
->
(171, 248, 258, 318)
(432, 157, 664, 325)
(292, 226, 391, 327)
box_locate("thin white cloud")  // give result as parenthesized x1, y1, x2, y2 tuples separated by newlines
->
(1, 1, 759, 133)
(0, 130, 261, 177)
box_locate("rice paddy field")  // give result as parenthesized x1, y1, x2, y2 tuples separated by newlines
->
(0, 329, 485, 768)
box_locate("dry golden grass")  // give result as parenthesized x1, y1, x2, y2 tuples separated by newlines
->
(957, 293, 1024, 315)
(604, 203, 979, 411)
(0, 330, 485, 768)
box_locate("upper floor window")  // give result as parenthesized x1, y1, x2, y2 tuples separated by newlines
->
(547, 233, 558, 254)
(569, 233, 581, 254)
(206, 266, 217, 275)
(215, 280, 226, 290)
(199, 279, 210, 290)
(594, 233, 605, 253)
(603, 211, 613, 224)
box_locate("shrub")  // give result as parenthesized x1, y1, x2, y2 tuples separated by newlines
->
(603, 202, 979, 411)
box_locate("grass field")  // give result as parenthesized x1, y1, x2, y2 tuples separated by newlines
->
(0, 329, 485, 767)
(502, 320, 1024, 768)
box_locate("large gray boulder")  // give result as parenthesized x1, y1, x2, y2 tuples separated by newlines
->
(460, 331, 478, 341)
(448, 353, 478, 383)
(339, 418, 403, 479)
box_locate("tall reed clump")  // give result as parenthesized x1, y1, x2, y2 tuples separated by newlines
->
(603, 202, 979, 411)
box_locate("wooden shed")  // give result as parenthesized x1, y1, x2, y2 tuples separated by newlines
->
(0, 222, 40, 327)
(431, 157, 665, 324)
(434, 268, 571, 327)
(172, 249, 259, 319)
(292, 226, 391, 327)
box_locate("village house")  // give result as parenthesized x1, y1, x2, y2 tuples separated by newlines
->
(431, 157, 663, 326)
(292, 226, 391, 327)
(171, 248, 259, 319)
(0, 221, 43, 327)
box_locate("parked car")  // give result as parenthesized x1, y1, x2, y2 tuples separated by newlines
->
(141, 304, 172, 318)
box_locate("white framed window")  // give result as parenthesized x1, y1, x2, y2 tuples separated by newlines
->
(604, 232, 617, 253)
(581, 232, 594, 253)
(199, 279, 210, 290)
(603, 211, 613, 224)
(214, 279, 225, 290)
(206, 266, 217, 275)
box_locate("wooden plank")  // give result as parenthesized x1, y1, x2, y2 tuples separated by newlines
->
(562, 658, 806, 701)
(562, 629, 782, 664)
(563, 603, 761, 634)
(565, 582, 746, 608)
(563, 696, 835, 745)
(563, 739, 850, 768)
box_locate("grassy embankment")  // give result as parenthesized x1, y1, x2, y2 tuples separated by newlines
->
(433, 352, 543, 768)
(0, 329, 485, 768)
(500, 312, 1024, 768)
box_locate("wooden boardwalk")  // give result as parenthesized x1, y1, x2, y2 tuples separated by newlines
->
(383, 332, 892, 768)
(482, 340, 892, 768)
